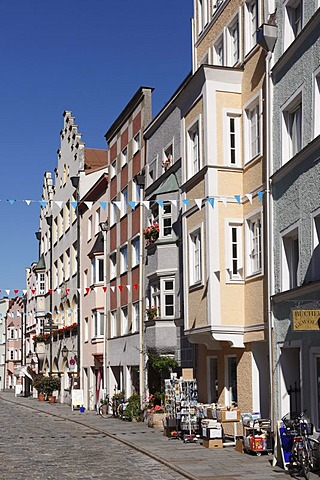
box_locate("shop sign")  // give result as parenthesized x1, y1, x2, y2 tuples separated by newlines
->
(292, 309, 320, 331)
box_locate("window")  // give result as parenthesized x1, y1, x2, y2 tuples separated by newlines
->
(282, 226, 299, 290)
(65, 249, 70, 280)
(132, 237, 140, 267)
(38, 273, 45, 295)
(133, 133, 140, 155)
(208, 357, 219, 404)
(282, 94, 302, 163)
(110, 310, 117, 338)
(10, 329, 14, 339)
(225, 356, 238, 406)
(121, 147, 128, 168)
(84, 269, 88, 290)
(314, 73, 320, 138)
(110, 160, 116, 179)
(228, 17, 239, 65)
(189, 229, 202, 285)
(88, 215, 92, 241)
(161, 202, 173, 238)
(226, 222, 243, 281)
(245, 0, 258, 54)
(245, 100, 260, 162)
(132, 302, 139, 334)
(121, 307, 128, 336)
(150, 283, 160, 313)
(132, 178, 141, 203)
(110, 198, 117, 226)
(188, 122, 200, 176)
(84, 317, 89, 342)
(64, 203, 70, 231)
(214, 36, 224, 66)
(246, 213, 262, 276)
(312, 211, 320, 281)
(93, 310, 104, 338)
(284, 0, 302, 50)
(95, 208, 101, 235)
(225, 113, 241, 166)
(10, 350, 14, 360)
(120, 245, 128, 274)
(92, 256, 104, 284)
(161, 278, 175, 317)
(212, 0, 225, 14)
(110, 252, 116, 279)
(59, 210, 64, 238)
(163, 143, 173, 170)
(71, 242, 77, 276)
(197, 0, 208, 35)
(121, 187, 128, 217)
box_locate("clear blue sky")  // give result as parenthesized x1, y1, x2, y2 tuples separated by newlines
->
(0, 0, 193, 292)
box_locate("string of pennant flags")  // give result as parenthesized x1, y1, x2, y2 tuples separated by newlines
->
(0, 284, 139, 297)
(1, 191, 265, 210)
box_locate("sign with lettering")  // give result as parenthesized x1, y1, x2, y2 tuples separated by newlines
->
(292, 309, 320, 331)
(71, 389, 84, 410)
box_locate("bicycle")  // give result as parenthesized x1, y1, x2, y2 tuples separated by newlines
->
(98, 394, 112, 418)
(282, 411, 319, 479)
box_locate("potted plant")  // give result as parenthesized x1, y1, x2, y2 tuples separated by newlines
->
(125, 393, 142, 422)
(143, 222, 159, 246)
(146, 306, 159, 321)
(43, 376, 61, 403)
(32, 374, 46, 401)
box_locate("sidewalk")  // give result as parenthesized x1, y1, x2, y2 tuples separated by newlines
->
(0, 392, 288, 480)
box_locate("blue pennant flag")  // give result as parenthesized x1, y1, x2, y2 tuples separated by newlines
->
(7, 199, 16, 205)
(182, 199, 190, 207)
(70, 201, 77, 209)
(207, 197, 215, 208)
(128, 201, 137, 210)
(234, 195, 241, 204)
(99, 201, 107, 211)
(39, 201, 47, 208)
(156, 200, 164, 208)
(257, 191, 264, 202)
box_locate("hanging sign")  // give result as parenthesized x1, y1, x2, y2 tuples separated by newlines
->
(292, 309, 320, 331)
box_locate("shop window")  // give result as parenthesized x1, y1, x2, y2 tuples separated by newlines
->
(208, 357, 219, 404)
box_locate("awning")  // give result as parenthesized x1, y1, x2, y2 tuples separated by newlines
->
(14, 366, 33, 380)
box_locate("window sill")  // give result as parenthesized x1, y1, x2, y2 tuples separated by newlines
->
(189, 281, 203, 292)
(244, 153, 262, 169)
(245, 271, 263, 281)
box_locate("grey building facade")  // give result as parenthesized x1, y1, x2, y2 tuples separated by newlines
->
(271, 2, 320, 428)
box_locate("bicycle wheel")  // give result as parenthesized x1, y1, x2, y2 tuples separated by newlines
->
(99, 404, 109, 418)
(300, 445, 311, 479)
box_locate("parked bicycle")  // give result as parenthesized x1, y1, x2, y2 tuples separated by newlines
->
(282, 411, 319, 479)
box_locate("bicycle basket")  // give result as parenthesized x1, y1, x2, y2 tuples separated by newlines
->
(282, 413, 298, 430)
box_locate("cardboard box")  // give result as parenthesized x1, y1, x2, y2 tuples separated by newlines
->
(203, 438, 223, 449)
(182, 368, 194, 380)
(202, 427, 223, 439)
(217, 409, 241, 422)
(235, 438, 244, 454)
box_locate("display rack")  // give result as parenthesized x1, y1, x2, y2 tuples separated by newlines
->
(242, 418, 272, 455)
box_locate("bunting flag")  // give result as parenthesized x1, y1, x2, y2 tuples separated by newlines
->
(24, 200, 32, 206)
(128, 201, 137, 210)
(246, 193, 253, 204)
(102, 286, 107, 293)
(70, 201, 77, 210)
(55, 201, 63, 209)
(194, 199, 203, 210)
(118, 285, 123, 292)
(99, 201, 107, 211)
(234, 195, 241, 204)
(207, 197, 215, 208)
(156, 200, 164, 208)
(110, 286, 115, 293)
(84, 201, 93, 210)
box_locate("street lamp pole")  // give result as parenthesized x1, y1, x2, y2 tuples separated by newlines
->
(99, 221, 108, 396)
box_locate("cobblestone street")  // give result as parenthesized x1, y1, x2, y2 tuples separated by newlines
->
(0, 398, 184, 480)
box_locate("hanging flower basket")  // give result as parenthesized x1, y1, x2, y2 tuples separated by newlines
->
(146, 306, 159, 321)
(143, 222, 159, 246)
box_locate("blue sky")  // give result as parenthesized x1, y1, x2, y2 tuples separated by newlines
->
(0, 0, 193, 292)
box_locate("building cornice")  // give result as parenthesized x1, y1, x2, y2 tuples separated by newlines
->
(271, 280, 320, 304)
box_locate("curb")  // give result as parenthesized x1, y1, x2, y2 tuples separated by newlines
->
(0, 395, 198, 480)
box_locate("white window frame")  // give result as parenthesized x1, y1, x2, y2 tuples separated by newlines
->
(313, 68, 320, 139)
(95, 208, 101, 235)
(213, 34, 224, 66)
(110, 251, 117, 280)
(163, 141, 174, 170)
(312, 208, 320, 281)
(84, 317, 89, 343)
(132, 236, 140, 268)
(38, 272, 45, 295)
(121, 147, 128, 168)
(88, 215, 92, 241)
(121, 306, 128, 336)
(244, 0, 259, 55)
(160, 277, 175, 318)
(91, 256, 104, 285)
(223, 109, 242, 166)
(161, 202, 173, 238)
(148, 157, 157, 184)
(110, 198, 117, 227)
(281, 223, 300, 291)
(121, 186, 128, 218)
(197, 0, 208, 35)
(282, 90, 303, 164)
(227, 14, 240, 66)
(189, 227, 202, 286)
(110, 310, 117, 338)
(120, 244, 128, 274)
(283, 0, 303, 51)
(93, 310, 104, 338)
(133, 133, 140, 155)
(244, 92, 262, 163)
(225, 219, 243, 282)
(132, 302, 139, 334)
(245, 209, 263, 278)
(225, 355, 238, 407)
(187, 117, 201, 177)
(212, 0, 225, 15)
(110, 159, 116, 179)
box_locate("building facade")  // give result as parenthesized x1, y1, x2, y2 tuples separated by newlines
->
(0, 297, 9, 390)
(5, 297, 23, 390)
(271, 1, 320, 428)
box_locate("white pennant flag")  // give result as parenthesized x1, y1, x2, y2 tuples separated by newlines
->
(113, 201, 122, 211)
(22, 289, 27, 294)
(170, 200, 177, 207)
(5, 290, 10, 296)
(194, 199, 203, 210)
(246, 193, 253, 204)
(55, 201, 63, 209)
(84, 201, 93, 210)
(57, 288, 61, 295)
(17, 311, 21, 317)
(24, 200, 32, 206)
(77, 288, 81, 295)
(110, 286, 115, 293)
(141, 201, 150, 209)
(220, 197, 227, 207)
(126, 285, 131, 292)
